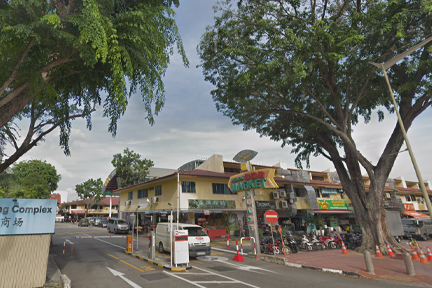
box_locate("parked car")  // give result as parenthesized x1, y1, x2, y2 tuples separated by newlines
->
(107, 218, 129, 234)
(94, 218, 101, 226)
(88, 217, 96, 225)
(402, 218, 432, 241)
(78, 218, 89, 227)
(99, 220, 107, 228)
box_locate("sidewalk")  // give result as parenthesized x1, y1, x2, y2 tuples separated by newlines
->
(262, 247, 432, 286)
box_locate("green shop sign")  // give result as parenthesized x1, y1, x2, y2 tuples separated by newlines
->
(318, 200, 348, 210)
(188, 199, 236, 209)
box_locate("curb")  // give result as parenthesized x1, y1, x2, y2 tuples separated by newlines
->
(260, 255, 362, 278)
(124, 251, 192, 271)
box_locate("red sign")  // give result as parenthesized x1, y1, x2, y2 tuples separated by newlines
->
(264, 210, 279, 223)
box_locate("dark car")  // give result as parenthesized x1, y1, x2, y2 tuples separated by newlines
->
(78, 218, 89, 227)
(98, 220, 107, 228)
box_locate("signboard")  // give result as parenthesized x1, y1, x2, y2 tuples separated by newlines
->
(228, 169, 278, 193)
(0, 198, 57, 235)
(233, 150, 258, 162)
(255, 201, 276, 210)
(264, 210, 279, 223)
(318, 200, 348, 210)
(188, 199, 236, 209)
(174, 230, 189, 265)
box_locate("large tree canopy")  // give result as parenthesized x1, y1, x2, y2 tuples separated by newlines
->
(0, 0, 188, 173)
(75, 177, 104, 218)
(112, 147, 154, 187)
(198, 0, 432, 251)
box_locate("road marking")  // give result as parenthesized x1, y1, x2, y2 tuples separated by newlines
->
(107, 267, 141, 288)
(140, 266, 155, 271)
(108, 254, 119, 260)
(166, 266, 260, 288)
(120, 260, 144, 272)
(82, 233, 125, 249)
(216, 260, 276, 274)
(190, 260, 203, 264)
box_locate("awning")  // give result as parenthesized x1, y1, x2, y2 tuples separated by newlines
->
(313, 210, 353, 214)
(122, 205, 139, 212)
(403, 211, 430, 218)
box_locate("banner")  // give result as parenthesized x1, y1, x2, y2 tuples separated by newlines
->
(0, 198, 57, 235)
(318, 200, 348, 210)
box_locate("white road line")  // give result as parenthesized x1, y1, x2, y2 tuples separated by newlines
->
(217, 260, 276, 273)
(82, 233, 125, 250)
(192, 266, 260, 288)
(163, 271, 206, 288)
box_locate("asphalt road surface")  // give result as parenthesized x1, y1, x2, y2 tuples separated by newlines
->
(51, 223, 419, 288)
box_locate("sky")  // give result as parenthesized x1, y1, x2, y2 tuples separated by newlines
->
(4, 1, 432, 203)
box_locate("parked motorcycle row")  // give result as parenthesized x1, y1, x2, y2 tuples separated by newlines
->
(259, 230, 361, 255)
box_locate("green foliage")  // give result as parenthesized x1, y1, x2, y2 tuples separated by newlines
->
(0, 0, 188, 169)
(111, 147, 154, 187)
(75, 178, 104, 216)
(12, 160, 61, 192)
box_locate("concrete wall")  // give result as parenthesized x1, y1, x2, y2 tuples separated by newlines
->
(0, 234, 51, 288)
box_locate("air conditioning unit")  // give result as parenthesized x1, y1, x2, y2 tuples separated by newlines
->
(279, 200, 288, 209)
(271, 191, 280, 199)
(288, 199, 295, 204)
(125, 200, 131, 206)
(278, 189, 287, 198)
(151, 197, 159, 204)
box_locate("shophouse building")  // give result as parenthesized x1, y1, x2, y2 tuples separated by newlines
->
(61, 197, 119, 220)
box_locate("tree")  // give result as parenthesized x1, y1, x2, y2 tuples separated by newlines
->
(12, 160, 61, 192)
(112, 148, 154, 187)
(0, 0, 188, 173)
(197, 0, 432, 252)
(75, 178, 104, 218)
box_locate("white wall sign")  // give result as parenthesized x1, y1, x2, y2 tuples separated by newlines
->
(0, 198, 57, 235)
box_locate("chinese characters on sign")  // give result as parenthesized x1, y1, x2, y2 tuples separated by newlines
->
(0, 198, 57, 235)
(188, 199, 236, 209)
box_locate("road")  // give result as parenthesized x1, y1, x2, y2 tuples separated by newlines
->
(51, 223, 420, 288)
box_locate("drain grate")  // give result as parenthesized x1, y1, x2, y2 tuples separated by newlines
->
(141, 273, 170, 281)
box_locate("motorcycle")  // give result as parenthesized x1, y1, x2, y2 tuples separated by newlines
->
(297, 233, 314, 251)
(260, 237, 281, 255)
(308, 231, 325, 250)
(284, 231, 299, 253)
(319, 235, 337, 249)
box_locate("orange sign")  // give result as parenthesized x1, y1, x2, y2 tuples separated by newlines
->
(228, 169, 278, 193)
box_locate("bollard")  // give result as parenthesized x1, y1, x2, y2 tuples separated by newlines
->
(227, 235, 229, 250)
(63, 241, 65, 259)
(363, 250, 374, 275)
(71, 244, 74, 258)
(403, 251, 416, 276)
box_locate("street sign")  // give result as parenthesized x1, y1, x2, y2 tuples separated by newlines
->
(264, 210, 279, 223)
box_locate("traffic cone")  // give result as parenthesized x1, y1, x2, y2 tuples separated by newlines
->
(416, 244, 421, 257)
(375, 245, 383, 258)
(419, 248, 429, 264)
(341, 241, 348, 254)
(411, 245, 420, 261)
(426, 247, 432, 261)
(387, 244, 395, 258)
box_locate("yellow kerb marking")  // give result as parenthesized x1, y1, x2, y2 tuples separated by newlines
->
(108, 254, 119, 260)
(120, 260, 144, 272)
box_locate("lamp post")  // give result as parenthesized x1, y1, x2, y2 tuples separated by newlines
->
(168, 202, 173, 267)
(369, 35, 432, 223)
(136, 205, 140, 250)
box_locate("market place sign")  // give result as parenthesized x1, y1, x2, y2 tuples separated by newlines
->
(318, 200, 348, 210)
(228, 169, 278, 193)
(0, 198, 57, 235)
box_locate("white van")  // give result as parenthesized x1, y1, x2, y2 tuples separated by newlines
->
(107, 218, 129, 234)
(155, 223, 211, 257)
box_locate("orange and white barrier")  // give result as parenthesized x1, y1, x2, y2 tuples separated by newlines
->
(426, 247, 432, 261)
(419, 248, 429, 264)
(233, 240, 244, 262)
(227, 235, 230, 250)
(387, 244, 395, 258)
(375, 245, 383, 258)
(240, 237, 257, 260)
(410, 244, 420, 261)
(341, 241, 348, 254)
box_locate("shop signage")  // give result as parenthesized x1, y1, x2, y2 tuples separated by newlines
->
(233, 149, 258, 162)
(188, 199, 236, 209)
(318, 200, 348, 210)
(228, 169, 278, 193)
(0, 198, 57, 235)
(255, 201, 276, 210)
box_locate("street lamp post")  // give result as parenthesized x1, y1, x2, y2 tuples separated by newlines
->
(369, 36, 432, 223)
(136, 205, 140, 250)
(168, 202, 173, 267)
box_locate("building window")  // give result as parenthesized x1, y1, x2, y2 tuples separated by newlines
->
(405, 196, 410, 201)
(138, 189, 148, 198)
(91, 205, 97, 209)
(212, 183, 233, 194)
(312, 175, 325, 181)
(182, 181, 196, 193)
(155, 185, 162, 196)
(315, 189, 320, 198)
(71, 205, 77, 209)
(128, 191, 133, 200)
(410, 195, 416, 201)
